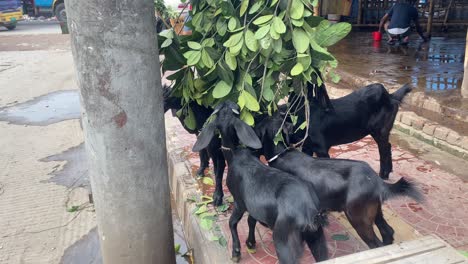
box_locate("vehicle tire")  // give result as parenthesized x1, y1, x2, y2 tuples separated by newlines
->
(55, 3, 67, 22)
(6, 25, 16, 30)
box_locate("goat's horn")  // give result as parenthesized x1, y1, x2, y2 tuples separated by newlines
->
(211, 108, 220, 116)
(232, 109, 240, 115)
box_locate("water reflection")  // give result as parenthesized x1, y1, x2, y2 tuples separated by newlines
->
(330, 33, 465, 94)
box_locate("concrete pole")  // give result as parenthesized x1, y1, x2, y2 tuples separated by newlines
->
(426, 0, 435, 35)
(357, 0, 363, 25)
(462, 29, 468, 98)
(65, 0, 176, 263)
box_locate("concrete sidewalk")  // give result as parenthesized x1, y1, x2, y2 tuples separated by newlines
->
(165, 110, 468, 263)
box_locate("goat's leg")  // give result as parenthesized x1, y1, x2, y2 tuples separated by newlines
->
(375, 205, 395, 245)
(246, 215, 257, 252)
(196, 149, 209, 177)
(374, 135, 392, 180)
(345, 204, 384, 249)
(229, 204, 245, 263)
(303, 227, 329, 262)
(211, 151, 225, 206)
(273, 218, 303, 264)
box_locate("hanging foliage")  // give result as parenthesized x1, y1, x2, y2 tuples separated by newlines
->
(158, 0, 351, 129)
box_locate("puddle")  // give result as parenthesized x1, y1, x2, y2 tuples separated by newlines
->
(0, 90, 80, 126)
(59, 227, 101, 264)
(59, 211, 190, 264)
(330, 32, 465, 94)
(40, 143, 90, 190)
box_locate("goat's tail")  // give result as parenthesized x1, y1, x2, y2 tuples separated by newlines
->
(390, 84, 412, 103)
(381, 177, 424, 203)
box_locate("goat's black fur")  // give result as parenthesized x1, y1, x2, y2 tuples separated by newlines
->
(163, 85, 226, 206)
(255, 114, 423, 248)
(193, 101, 329, 263)
(290, 82, 412, 179)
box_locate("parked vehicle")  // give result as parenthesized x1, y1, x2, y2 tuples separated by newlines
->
(0, 0, 23, 30)
(34, 0, 66, 22)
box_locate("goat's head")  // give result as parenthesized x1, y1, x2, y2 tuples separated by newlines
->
(162, 84, 182, 113)
(192, 101, 262, 151)
(255, 111, 294, 156)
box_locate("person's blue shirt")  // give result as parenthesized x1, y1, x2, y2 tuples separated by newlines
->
(387, 3, 419, 29)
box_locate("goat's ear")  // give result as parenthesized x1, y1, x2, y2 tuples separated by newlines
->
(193, 123, 216, 152)
(233, 119, 262, 149)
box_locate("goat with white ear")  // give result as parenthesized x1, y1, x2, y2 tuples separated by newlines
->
(193, 101, 329, 264)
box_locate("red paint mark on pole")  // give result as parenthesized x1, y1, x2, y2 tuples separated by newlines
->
(112, 111, 127, 128)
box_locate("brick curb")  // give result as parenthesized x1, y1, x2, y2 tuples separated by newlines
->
(326, 83, 468, 161)
(166, 125, 230, 264)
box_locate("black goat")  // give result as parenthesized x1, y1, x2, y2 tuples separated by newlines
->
(163, 85, 226, 206)
(290, 82, 412, 179)
(255, 114, 423, 248)
(193, 101, 329, 263)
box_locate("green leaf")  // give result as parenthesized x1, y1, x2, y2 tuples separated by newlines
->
(310, 38, 335, 61)
(290, 0, 304, 20)
(202, 38, 215, 47)
(259, 35, 272, 49)
(292, 28, 309, 53)
(202, 176, 215, 185)
(240, 109, 254, 126)
(263, 86, 275, 101)
(242, 91, 260, 111)
(202, 49, 215, 68)
(255, 25, 271, 40)
(161, 38, 172, 48)
(226, 196, 234, 203)
(331, 234, 350, 241)
(216, 18, 228, 36)
(291, 63, 304, 76)
(270, 0, 279, 7)
(295, 121, 307, 132)
(175, 244, 181, 254)
(270, 25, 280, 40)
(315, 22, 352, 47)
(213, 81, 232, 98)
(195, 204, 208, 215)
(240, 0, 249, 16)
(218, 236, 227, 247)
(230, 39, 244, 55)
(67, 205, 80, 213)
(249, 1, 263, 14)
(272, 17, 286, 34)
(245, 73, 253, 86)
(253, 15, 273, 25)
(223, 32, 243, 47)
(200, 217, 214, 230)
(217, 203, 229, 212)
(159, 29, 174, 39)
(209, 235, 220, 241)
(272, 38, 282, 53)
(228, 17, 237, 31)
(184, 107, 197, 130)
(188, 41, 202, 50)
(184, 51, 202, 66)
(238, 92, 246, 109)
(291, 18, 304, 27)
(291, 115, 298, 125)
(297, 53, 311, 69)
(329, 71, 341, 83)
(225, 52, 237, 70)
(245, 30, 259, 52)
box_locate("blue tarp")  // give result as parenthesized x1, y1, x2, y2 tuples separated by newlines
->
(34, 0, 53, 8)
(0, 0, 21, 11)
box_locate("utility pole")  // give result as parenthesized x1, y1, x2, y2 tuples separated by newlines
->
(462, 28, 468, 98)
(65, 0, 176, 263)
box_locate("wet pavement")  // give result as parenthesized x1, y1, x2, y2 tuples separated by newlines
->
(0, 90, 80, 126)
(330, 32, 465, 95)
(167, 112, 468, 263)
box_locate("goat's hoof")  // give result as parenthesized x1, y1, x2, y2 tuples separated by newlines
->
(231, 256, 241, 263)
(213, 194, 224, 207)
(246, 241, 256, 252)
(196, 168, 206, 177)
